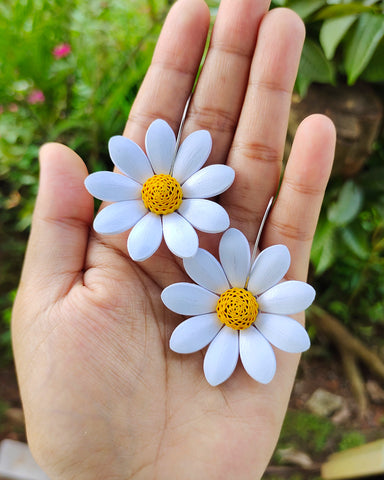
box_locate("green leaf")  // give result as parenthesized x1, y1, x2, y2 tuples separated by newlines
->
(345, 13, 384, 84)
(295, 38, 335, 96)
(364, 0, 382, 6)
(320, 15, 357, 59)
(360, 165, 384, 193)
(341, 225, 370, 260)
(327, 180, 363, 226)
(271, 0, 286, 6)
(313, 4, 377, 21)
(311, 221, 338, 275)
(294, 74, 312, 97)
(286, 0, 326, 20)
(361, 37, 384, 81)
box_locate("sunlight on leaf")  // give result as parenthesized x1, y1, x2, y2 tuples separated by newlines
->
(320, 15, 357, 60)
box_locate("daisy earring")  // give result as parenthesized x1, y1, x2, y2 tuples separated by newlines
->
(84, 116, 235, 261)
(161, 199, 315, 387)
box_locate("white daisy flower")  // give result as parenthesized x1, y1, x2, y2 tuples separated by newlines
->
(85, 119, 235, 261)
(161, 228, 315, 386)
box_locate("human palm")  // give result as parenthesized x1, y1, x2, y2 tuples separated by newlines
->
(12, 0, 336, 479)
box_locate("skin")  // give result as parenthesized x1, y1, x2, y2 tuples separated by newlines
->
(12, 1, 336, 479)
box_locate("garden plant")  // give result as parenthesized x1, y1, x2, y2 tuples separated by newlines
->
(1, 0, 384, 477)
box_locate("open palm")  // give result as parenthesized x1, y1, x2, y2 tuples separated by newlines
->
(12, 1, 335, 479)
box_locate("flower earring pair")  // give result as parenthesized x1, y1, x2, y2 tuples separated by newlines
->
(85, 119, 314, 386)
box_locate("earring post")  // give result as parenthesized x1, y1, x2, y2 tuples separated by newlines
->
(245, 196, 274, 289)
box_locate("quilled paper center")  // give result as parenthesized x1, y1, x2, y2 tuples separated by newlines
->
(141, 174, 183, 215)
(216, 288, 258, 330)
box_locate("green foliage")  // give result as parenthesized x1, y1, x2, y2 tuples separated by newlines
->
(338, 431, 366, 451)
(278, 410, 335, 453)
(0, 399, 10, 430)
(320, 15, 357, 60)
(344, 13, 384, 85)
(0, 290, 15, 365)
(310, 141, 384, 335)
(294, 38, 336, 97)
(361, 36, 384, 81)
(327, 180, 363, 226)
(313, 2, 379, 21)
(285, 0, 326, 20)
(1, 0, 170, 159)
(311, 180, 365, 275)
(272, 0, 384, 95)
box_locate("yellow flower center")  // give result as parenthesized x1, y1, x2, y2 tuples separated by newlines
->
(216, 288, 258, 330)
(141, 174, 183, 215)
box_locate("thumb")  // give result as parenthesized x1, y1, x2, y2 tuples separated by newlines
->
(19, 143, 93, 303)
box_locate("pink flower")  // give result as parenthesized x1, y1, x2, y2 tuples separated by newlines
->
(28, 90, 45, 104)
(52, 43, 71, 59)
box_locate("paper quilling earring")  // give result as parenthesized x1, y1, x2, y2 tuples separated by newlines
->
(161, 200, 315, 387)
(85, 109, 314, 387)
(84, 119, 235, 261)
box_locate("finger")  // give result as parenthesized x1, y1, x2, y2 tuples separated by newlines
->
(123, 0, 210, 145)
(263, 114, 336, 281)
(221, 8, 305, 240)
(184, 0, 270, 163)
(19, 143, 93, 302)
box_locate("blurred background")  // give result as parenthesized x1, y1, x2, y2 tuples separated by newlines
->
(0, 0, 384, 478)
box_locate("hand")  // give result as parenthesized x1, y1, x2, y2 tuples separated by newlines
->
(12, 0, 336, 479)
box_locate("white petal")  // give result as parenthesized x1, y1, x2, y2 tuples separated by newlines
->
(93, 200, 147, 234)
(161, 283, 219, 315)
(127, 212, 162, 261)
(258, 281, 316, 315)
(170, 314, 223, 354)
(162, 212, 198, 258)
(203, 327, 239, 386)
(172, 130, 212, 184)
(248, 245, 291, 296)
(219, 228, 251, 288)
(239, 326, 276, 384)
(108, 135, 153, 184)
(145, 119, 176, 174)
(183, 248, 230, 294)
(84, 171, 141, 201)
(182, 164, 235, 198)
(178, 199, 229, 233)
(255, 313, 310, 353)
